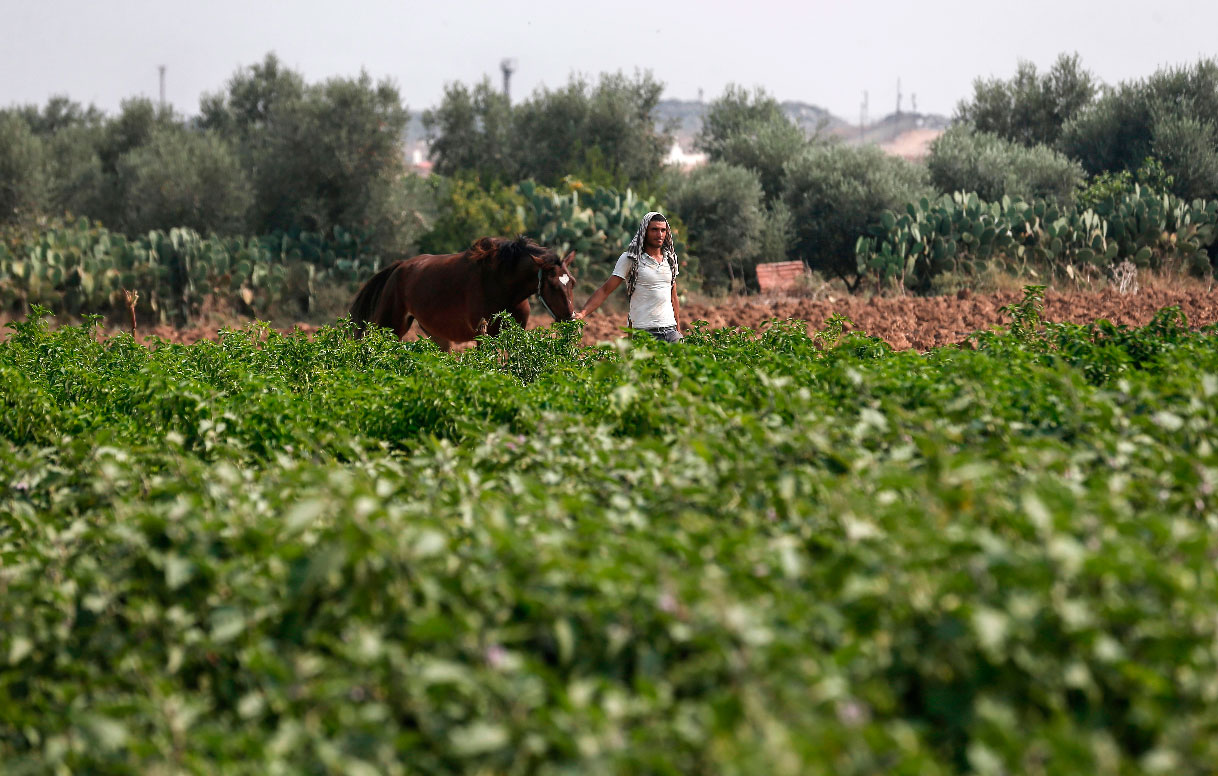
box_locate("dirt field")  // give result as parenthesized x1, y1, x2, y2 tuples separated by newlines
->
(578, 286, 1218, 350)
(9, 286, 1216, 352)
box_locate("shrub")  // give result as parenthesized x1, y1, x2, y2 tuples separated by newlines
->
(697, 85, 809, 201)
(1075, 157, 1174, 211)
(1149, 114, 1218, 201)
(1061, 58, 1218, 200)
(418, 178, 528, 255)
(783, 143, 931, 290)
(202, 55, 412, 255)
(510, 71, 671, 189)
(927, 125, 1084, 205)
(0, 114, 48, 224)
(115, 128, 252, 235)
(666, 161, 767, 292)
(423, 78, 514, 183)
(955, 53, 1096, 148)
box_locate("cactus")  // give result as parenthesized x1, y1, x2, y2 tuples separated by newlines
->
(855, 186, 1218, 291)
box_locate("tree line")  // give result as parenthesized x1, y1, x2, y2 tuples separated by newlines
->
(3, 52, 1217, 296)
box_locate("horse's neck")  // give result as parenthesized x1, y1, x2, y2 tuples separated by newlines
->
(486, 262, 537, 307)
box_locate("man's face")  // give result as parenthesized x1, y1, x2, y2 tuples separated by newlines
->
(645, 219, 668, 249)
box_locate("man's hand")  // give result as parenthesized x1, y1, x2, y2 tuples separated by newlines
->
(572, 310, 586, 321)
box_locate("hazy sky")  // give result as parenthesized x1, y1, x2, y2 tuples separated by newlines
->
(4, 0, 1217, 123)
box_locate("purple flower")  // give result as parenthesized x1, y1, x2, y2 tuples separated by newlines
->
(836, 699, 870, 727)
(485, 644, 508, 669)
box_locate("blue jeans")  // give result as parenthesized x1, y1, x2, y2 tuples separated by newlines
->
(642, 326, 683, 343)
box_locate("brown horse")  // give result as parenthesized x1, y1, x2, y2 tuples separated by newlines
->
(349, 236, 577, 350)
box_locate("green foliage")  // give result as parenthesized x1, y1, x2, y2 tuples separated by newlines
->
(697, 85, 810, 200)
(515, 179, 660, 276)
(0, 219, 381, 322)
(784, 142, 932, 289)
(1147, 114, 1218, 201)
(999, 284, 1046, 345)
(1075, 157, 1175, 211)
(1061, 58, 1218, 200)
(512, 71, 671, 188)
(856, 187, 1218, 290)
(201, 54, 413, 254)
(758, 198, 796, 266)
(418, 179, 527, 255)
(927, 125, 1084, 205)
(665, 161, 767, 291)
(424, 71, 671, 190)
(94, 99, 176, 173)
(42, 123, 107, 220)
(422, 78, 514, 183)
(198, 53, 306, 142)
(4, 95, 105, 136)
(3, 311, 1218, 772)
(956, 53, 1096, 148)
(0, 113, 48, 225)
(114, 127, 252, 235)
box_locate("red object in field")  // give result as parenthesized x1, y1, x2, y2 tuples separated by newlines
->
(756, 261, 809, 293)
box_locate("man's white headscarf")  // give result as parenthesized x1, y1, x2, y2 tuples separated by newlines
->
(622, 211, 679, 297)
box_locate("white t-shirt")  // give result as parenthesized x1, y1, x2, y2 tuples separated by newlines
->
(612, 252, 676, 329)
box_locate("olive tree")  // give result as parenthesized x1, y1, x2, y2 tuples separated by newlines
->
(926, 125, 1084, 204)
(956, 53, 1096, 148)
(784, 143, 931, 291)
(666, 161, 767, 292)
(697, 85, 808, 201)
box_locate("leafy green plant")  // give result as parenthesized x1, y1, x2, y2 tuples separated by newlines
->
(3, 308, 1218, 774)
(1000, 284, 1046, 345)
(856, 185, 1218, 291)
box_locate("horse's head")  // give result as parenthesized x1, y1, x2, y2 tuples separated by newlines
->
(534, 251, 577, 321)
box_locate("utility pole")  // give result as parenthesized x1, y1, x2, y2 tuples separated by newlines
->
(911, 93, 917, 113)
(500, 59, 517, 104)
(859, 90, 868, 141)
(158, 65, 166, 111)
(896, 78, 902, 117)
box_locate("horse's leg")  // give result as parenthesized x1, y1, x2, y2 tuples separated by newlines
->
(372, 265, 415, 337)
(488, 301, 530, 336)
(412, 320, 452, 352)
(512, 302, 530, 331)
(396, 314, 415, 340)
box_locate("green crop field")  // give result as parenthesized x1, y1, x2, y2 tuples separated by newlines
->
(3, 293, 1218, 774)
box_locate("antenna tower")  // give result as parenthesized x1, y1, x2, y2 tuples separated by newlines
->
(158, 65, 166, 111)
(896, 78, 902, 116)
(500, 59, 517, 104)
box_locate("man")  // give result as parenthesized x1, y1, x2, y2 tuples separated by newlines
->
(573, 211, 682, 342)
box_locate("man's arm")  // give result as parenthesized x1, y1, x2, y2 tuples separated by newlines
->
(573, 275, 624, 320)
(671, 281, 681, 332)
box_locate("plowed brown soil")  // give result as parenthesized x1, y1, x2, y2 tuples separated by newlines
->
(576, 287, 1218, 351)
(18, 286, 1214, 351)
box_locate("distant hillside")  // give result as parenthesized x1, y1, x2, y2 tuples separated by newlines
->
(655, 98, 852, 147)
(827, 110, 951, 146)
(402, 99, 950, 163)
(654, 98, 948, 151)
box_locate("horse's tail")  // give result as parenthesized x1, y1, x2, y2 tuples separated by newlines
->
(349, 261, 400, 337)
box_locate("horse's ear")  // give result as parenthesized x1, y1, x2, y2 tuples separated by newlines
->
(561, 251, 575, 267)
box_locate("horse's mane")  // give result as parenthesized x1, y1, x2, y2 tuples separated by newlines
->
(465, 236, 551, 267)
